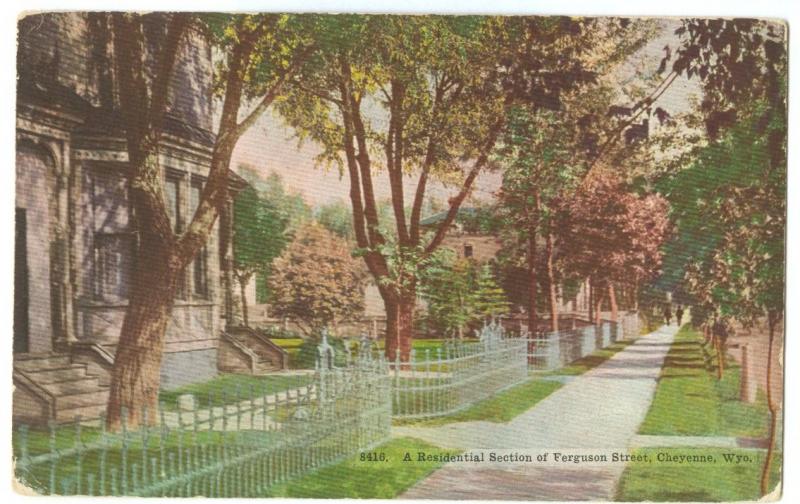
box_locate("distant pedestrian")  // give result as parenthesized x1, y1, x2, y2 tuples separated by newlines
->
(663, 305, 672, 325)
(675, 305, 684, 326)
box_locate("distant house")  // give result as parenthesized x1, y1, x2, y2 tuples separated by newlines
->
(419, 207, 502, 263)
(13, 13, 284, 425)
(421, 207, 593, 324)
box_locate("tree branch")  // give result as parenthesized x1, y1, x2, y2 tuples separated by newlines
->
(289, 77, 343, 105)
(410, 77, 446, 243)
(233, 44, 316, 139)
(342, 58, 385, 249)
(148, 13, 191, 133)
(386, 79, 410, 244)
(424, 120, 503, 255)
(586, 70, 679, 173)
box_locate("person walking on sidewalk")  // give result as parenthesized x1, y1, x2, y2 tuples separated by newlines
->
(675, 305, 684, 326)
(663, 305, 672, 325)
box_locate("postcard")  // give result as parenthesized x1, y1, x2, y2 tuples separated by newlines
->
(12, 11, 786, 501)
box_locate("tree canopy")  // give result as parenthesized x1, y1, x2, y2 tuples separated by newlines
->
(268, 223, 366, 336)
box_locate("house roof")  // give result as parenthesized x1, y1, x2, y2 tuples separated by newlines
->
(18, 72, 216, 148)
(75, 109, 216, 148)
(17, 71, 94, 119)
(419, 207, 479, 227)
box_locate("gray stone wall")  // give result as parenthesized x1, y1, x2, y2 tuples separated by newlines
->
(15, 144, 55, 353)
(18, 13, 99, 104)
(17, 12, 213, 130)
(160, 348, 219, 390)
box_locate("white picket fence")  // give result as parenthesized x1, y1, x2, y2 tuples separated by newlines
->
(388, 320, 528, 420)
(14, 349, 390, 497)
(13, 314, 637, 496)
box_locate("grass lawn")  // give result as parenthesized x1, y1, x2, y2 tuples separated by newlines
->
(159, 373, 314, 411)
(267, 337, 304, 349)
(380, 338, 478, 361)
(264, 437, 458, 498)
(273, 337, 465, 368)
(541, 340, 634, 376)
(616, 324, 780, 501)
(615, 448, 782, 501)
(638, 325, 769, 438)
(400, 378, 563, 427)
(14, 425, 279, 494)
(398, 336, 634, 427)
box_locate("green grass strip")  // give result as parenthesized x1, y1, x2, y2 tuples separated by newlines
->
(264, 437, 458, 498)
(639, 325, 768, 438)
(615, 448, 782, 501)
(159, 373, 314, 411)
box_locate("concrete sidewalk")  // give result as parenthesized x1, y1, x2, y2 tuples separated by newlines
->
(397, 324, 679, 500)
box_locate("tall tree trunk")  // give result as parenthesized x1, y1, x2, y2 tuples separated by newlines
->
(546, 229, 559, 332)
(384, 294, 414, 362)
(608, 283, 618, 322)
(105, 14, 300, 431)
(527, 230, 538, 335)
(220, 200, 235, 329)
(594, 290, 605, 325)
(527, 193, 541, 336)
(106, 231, 178, 430)
(761, 312, 780, 496)
(239, 275, 249, 327)
(714, 333, 725, 380)
(588, 278, 594, 322)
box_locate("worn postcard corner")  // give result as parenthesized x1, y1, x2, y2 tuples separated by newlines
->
(12, 11, 787, 502)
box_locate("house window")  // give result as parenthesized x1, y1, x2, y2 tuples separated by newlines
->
(190, 178, 209, 298)
(464, 244, 474, 258)
(194, 248, 208, 298)
(90, 168, 132, 301)
(164, 175, 187, 299)
(164, 176, 182, 233)
(94, 233, 133, 301)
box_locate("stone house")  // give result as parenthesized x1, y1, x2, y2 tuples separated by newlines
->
(419, 207, 593, 321)
(419, 207, 504, 263)
(13, 13, 285, 424)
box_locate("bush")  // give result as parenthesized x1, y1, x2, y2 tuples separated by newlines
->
(257, 326, 303, 339)
(294, 338, 352, 369)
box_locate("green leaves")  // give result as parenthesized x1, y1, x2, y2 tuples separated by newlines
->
(419, 254, 508, 337)
(268, 223, 366, 335)
(665, 105, 786, 326)
(232, 185, 288, 277)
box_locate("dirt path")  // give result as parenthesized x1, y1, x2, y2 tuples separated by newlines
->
(397, 325, 678, 500)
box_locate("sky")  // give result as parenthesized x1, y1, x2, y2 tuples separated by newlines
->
(226, 16, 702, 210)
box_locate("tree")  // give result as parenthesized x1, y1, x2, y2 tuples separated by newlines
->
(559, 170, 670, 324)
(237, 167, 312, 304)
(315, 199, 355, 241)
(232, 185, 289, 326)
(674, 108, 785, 495)
(659, 19, 786, 495)
(419, 255, 509, 339)
(106, 13, 313, 429)
(494, 18, 659, 333)
(277, 16, 601, 360)
(315, 198, 394, 241)
(473, 264, 511, 320)
(268, 223, 366, 336)
(496, 108, 578, 333)
(419, 253, 479, 339)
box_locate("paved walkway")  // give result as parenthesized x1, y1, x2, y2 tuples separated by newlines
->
(397, 325, 679, 500)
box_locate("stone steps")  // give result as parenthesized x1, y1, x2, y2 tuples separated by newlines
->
(25, 365, 92, 384)
(14, 352, 110, 424)
(14, 354, 72, 371)
(229, 331, 283, 372)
